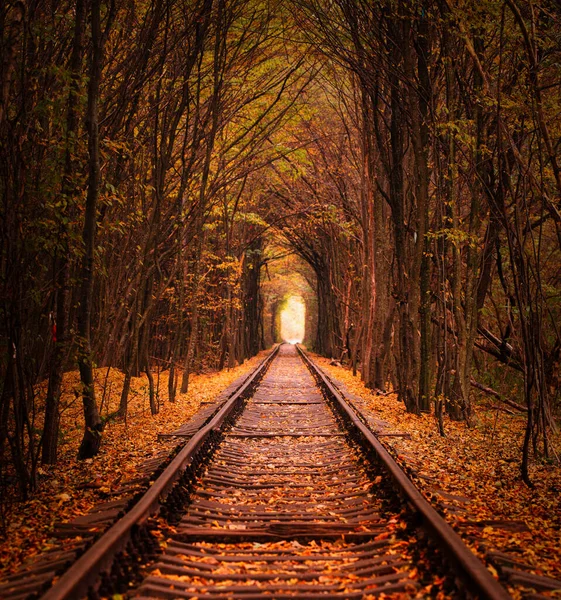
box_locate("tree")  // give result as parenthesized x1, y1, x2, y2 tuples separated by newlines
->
(77, 0, 115, 460)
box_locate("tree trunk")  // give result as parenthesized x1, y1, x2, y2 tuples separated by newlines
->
(404, 11, 432, 412)
(42, 0, 85, 465)
(181, 302, 199, 394)
(146, 362, 157, 415)
(315, 267, 338, 357)
(77, 0, 105, 460)
(387, 37, 417, 413)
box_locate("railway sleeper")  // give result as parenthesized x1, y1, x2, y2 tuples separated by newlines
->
(21, 345, 525, 599)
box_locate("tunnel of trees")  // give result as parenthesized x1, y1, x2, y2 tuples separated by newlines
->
(1, 0, 560, 500)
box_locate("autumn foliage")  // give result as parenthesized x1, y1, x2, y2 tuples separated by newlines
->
(0, 0, 560, 550)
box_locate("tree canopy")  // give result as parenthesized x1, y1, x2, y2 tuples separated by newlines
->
(1, 0, 560, 499)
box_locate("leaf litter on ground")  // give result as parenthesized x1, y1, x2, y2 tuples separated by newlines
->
(314, 355, 561, 598)
(0, 350, 270, 579)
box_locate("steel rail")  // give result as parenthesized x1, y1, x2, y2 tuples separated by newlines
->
(297, 345, 512, 600)
(41, 345, 280, 600)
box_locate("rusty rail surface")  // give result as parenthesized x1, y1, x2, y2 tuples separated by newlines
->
(3, 343, 540, 599)
(39, 345, 280, 600)
(297, 345, 512, 600)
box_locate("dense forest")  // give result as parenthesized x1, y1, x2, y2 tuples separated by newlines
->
(1, 0, 560, 507)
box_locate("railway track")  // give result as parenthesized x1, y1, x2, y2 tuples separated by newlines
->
(3, 344, 549, 599)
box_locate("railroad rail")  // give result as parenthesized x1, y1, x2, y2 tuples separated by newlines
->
(3, 343, 557, 598)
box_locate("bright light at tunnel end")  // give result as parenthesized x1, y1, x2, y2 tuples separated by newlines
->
(280, 296, 305, 344)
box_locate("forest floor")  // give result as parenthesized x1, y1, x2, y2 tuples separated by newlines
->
(316, 355, 561, 597)
(0, 350, 270, 579)
(1, 348, 560, 597)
